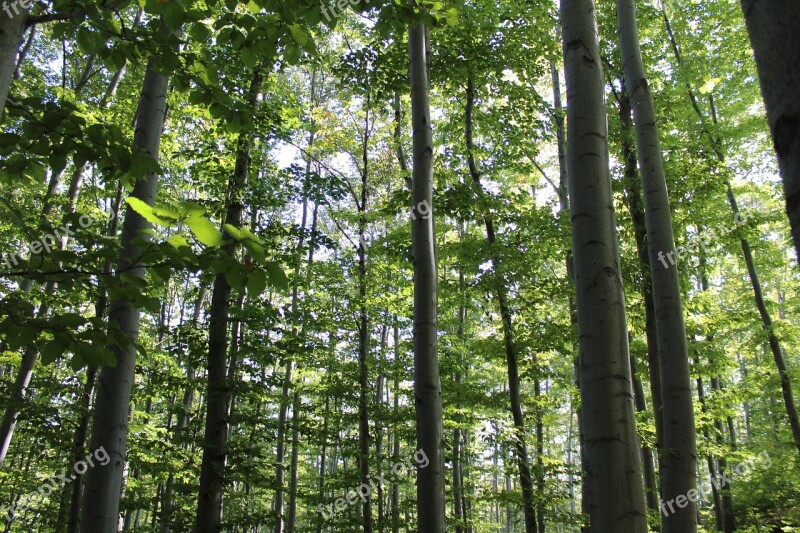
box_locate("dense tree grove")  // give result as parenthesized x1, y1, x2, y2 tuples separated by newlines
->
(0, 0, 798, 531)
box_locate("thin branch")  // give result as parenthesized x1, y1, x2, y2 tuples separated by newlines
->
(525, 152, 558, 193)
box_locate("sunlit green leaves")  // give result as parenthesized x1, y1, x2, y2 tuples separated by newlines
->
(185, 213, 223, 246)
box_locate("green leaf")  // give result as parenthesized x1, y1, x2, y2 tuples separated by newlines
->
(0, 133, 20, 147)
(224, 224, 243, 240)
(284, 43, 302, 65)
(41, 340, 65, 365)
(167, 235, 191, 249)
(76, 28, 94, 54)
(152, 204, 181, 221)
(126, 197, 173, 227)
(189, 22, 212, 43)
(247, 268, 267, 296)
(225, 266, 247, 291)
(185, 214, 223, 246)
(242, 239, 266, 263)
(264, 261, 289, 291)
(289, 24, 308, 46)
(70, 353, 87, 372)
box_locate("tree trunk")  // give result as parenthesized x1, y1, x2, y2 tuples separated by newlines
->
(710, 377, 735, 533)
(694, 367, 724, 531)
(0, 3, 27, 117)
(465, 72, 539, 533)
(561, 0, 648, 530)
(79, 31, 171, 528)
(453, 263, 466, 533)
(629, 351, 658, 513)
(740, 0, 800, 263)
(616, 85, 664, 462)
(162, 286, 206, 533)
(357, 100, 373, 533)
(193, 68, 262, 533)
(286, 390, 301, 532)
(617, 1, 697, 530)
(391, 322, 401, 533)
(315, 392, 329, 533)
(408, 8, 446, 531)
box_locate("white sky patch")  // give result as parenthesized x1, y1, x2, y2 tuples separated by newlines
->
(501, 69, 520, 84)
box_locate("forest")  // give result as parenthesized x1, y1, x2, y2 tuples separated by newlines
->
(0, 0, 798, 531)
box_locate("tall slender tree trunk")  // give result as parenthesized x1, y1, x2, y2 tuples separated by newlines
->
(287, 203, 318, 532)
(551, 60, 591, 529)
(162, 286, 206, 533)
(391, 322, 401, 533)
(356, 100, 374, 533)
(616, 85, 664, 463)
(408, 7, 445, 531)
(60, 186, 124, 533)
(80, 41, 172, 531)
(662, 6, 800, 456)
(465, 72, 539, 533)
(315, 393, 329, 533)
(710, 376, 735, 533)
(629, 351, 658, 513)
(561, 0, 648, 530)
(0, 4, 27, 117)
(740, 0, 800, 264)
(616, 2, 697, 531)
(194, 68, 262, 533)
(286, 389, 301, 532)
(453, 261, 466, 533)
(612, 79, 664, 526)
(694, 363, 724, 531)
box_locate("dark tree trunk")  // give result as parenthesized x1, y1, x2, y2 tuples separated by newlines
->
(408, 8, 446, 530)
(194, 68, 263, 533)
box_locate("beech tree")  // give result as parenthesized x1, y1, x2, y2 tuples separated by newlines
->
(561, 0, 647, 530)
(616, 0, 697, 530)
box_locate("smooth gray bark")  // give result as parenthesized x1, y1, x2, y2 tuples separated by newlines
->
(0, 4, 26, 117)
(408, 7, 446, 531)
(560, 0, 648, 530)
(616, 1, 697, 531)
(80, 50, 170, 532)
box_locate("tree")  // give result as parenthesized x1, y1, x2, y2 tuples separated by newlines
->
(80, 40, 172, 532)
(0, 3, 27, 116)
(740, 0, 800, 266)
(408, 4, 446, 531)
(561, 0, 648, 530)
(616, 0, 698, 530)
(194, 67, 263, 533)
